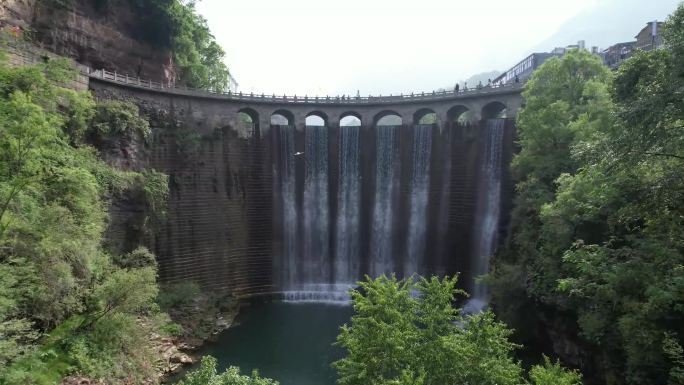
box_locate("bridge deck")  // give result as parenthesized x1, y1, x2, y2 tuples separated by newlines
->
(88, 69, 524, 106)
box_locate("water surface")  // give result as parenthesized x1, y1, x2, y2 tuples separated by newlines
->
(197, 302, 352, 385)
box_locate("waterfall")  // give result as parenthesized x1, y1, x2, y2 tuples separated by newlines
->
(271, 118, 508, 306)
(302, 125, 330, 287)
(277, 125, 299, 291)
(466, 119, 505, 313)
(404, 124, 432, 277)
(370, 125, 400, 277)
(334, 126, 361, 289)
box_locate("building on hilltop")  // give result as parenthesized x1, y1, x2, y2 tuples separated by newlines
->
(601, 41, 637, 68)
(600, 20, 664, 68)
(495, 19, 667, 83)
(492, 52, 559, 86)
(635, 21, 664, 51)
(492, 39, 591, 86)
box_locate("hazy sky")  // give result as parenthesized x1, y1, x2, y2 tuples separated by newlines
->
(195, 0, 680, 96)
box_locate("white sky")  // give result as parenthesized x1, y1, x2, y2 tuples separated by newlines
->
(195, 0, 677, 96)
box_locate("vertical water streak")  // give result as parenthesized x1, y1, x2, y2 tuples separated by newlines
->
(370, 125, 399, 277)
(278, 125, 298, 290)
(469, 119, 505, 310)
(405, 124, 432, 277)
(434, 127, 452, 276)
(335, 126, 361, 287)
(302, 126, 330, 287)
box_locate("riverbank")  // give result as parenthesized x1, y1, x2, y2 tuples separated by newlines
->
(158, 290, 240, 382)
(59, 291, 240, 385)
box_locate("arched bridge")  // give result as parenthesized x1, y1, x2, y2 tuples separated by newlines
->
(88, 69, 524, 136)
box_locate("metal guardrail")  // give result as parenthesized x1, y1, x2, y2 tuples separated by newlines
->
(88, 68, 525, 105)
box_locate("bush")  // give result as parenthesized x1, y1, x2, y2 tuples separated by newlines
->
(179, 356, 278, 385)
(141, 169, 169, 221)
(113, 246, 157, 269)
(161, 321, 183, 337)
(157, 281, 202, 311)
(529, 356, 582, 385)
(88, 100, 150, 144)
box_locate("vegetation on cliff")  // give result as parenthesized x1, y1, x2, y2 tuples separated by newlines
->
(0, 52, 174, 383)
(129, 0, 231, 91)
(40, 0, 232, 91)
(489, 4, 684, 384)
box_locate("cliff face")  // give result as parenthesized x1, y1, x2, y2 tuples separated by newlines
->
(1, 0, 169, 80)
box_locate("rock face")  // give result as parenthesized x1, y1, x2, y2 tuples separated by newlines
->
(0, 0, 169, 80)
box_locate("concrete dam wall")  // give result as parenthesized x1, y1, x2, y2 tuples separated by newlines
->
(91, 78, 519, 299)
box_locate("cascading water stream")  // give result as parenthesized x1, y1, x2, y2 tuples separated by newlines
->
(465, 119, 505, 313)
(277, 125, 299, 291)
(370, 125, 400, 277)
(404, 124, 432, 277)
(334, 126, 361, 289)
(273, 119, 507, 306)
(300, 125, 331, 293)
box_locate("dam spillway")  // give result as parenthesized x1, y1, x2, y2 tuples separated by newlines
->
(270, 119, 513, 301)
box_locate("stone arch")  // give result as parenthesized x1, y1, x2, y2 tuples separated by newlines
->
(305, 110, 328, 126)
(413, 108, 438, 125)
(447, 105, 475, 125)
(236, 108, 259, 138)
(238, 108, 259, 124)
(373, 110, 403, 126)
(271, 109, 295, 126)
(340, 111, 362, 127)
(481, 101, 507, 120)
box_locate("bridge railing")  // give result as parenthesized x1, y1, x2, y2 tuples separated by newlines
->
(89, 69, 524, 104)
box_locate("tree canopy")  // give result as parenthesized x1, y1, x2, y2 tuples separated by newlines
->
(490, 4, 684, 384)
(131, 0, 232, 91)
(335, 275, 581, 385)
(0, 50, 172, 383)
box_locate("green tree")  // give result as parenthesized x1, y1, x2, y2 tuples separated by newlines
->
(335, 275, 578, 385)
(491, 4, 684, 384)
(131, 0, 232, 91)
(489, 48, 614, 352)
(179, 356, 278, 385)
(529, 356, 582, 385)
(0, 50, 171, 384)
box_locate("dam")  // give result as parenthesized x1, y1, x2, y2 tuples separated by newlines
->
(90, 71, 522, 301)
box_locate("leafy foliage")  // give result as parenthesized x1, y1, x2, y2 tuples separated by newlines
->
(130, 0, 231, 91)
(89, 100, 151, 143)
(491, 4, 684, 384)
(113, 246, 158, 269)
(335, 275, 578, 385)
(178, 356, 279, 385)
(157, 281, 202, 311)
(529, 356, 582, 385)
(0, 51, 171, 383)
